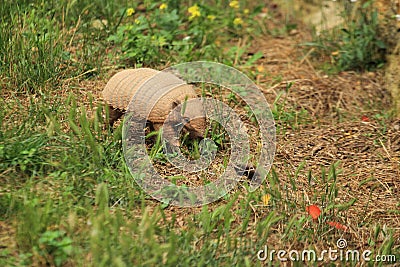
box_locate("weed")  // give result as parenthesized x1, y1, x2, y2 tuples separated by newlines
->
(0, 1, 66, 92)
(37, 230, 73, 267)
(305, 0, 386, 72)
(1, 1, 399, 266)
(108, 1, 262, 66)
(0, 0, 125, 92)
(271, 83, 311, 132)
(1, 134, 50, 177)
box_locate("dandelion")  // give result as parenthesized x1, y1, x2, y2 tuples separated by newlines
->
(229, 0, 239, 9)
(188, 4, 201, 20)
(207, 15, 216, 21)
(244, 8, 249, 14)
(160, 3, 168, 10)
(256, 65, 265, 72)
(261, 194, 271, 206)
(126, 8, 135, 17)
(134, 19, 140, 25)
(233, 17, 243, 26)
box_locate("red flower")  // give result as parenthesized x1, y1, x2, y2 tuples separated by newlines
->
(327, 221, 348, 231)
(306, 205, 348, 231)
(306, 205, 321, 220)
(361, 115, 369, 122)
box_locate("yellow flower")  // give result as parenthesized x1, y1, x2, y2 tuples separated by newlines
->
(244, 8, 249, 14)
(134, 19, 140, 25)
(229, 1, 239, 9)
(126, 8, 135, 17)
(262, 194, 271, 206)
(256, 65, 265, 72)
(160, 3, 168, 10)
(207, 15, 216, 21)
(188, 4, 201, 20)
(233, 17, 243, 26)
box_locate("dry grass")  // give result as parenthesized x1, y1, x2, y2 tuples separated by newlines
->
(2, 1, 399, 265)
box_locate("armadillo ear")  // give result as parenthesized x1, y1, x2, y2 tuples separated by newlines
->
(171, 100, 181, 109)
(171, 100, 183, 121)
(171, 100, 182, 116)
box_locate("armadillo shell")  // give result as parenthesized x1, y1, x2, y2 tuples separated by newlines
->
(149, 84, 198, 123)
(102, 68, 159, 110)
(103, 68, 199, 124)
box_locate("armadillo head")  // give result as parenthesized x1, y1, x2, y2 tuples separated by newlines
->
(184, 117, 207, 139)
(171, 97, 207, 140)
(151, 96, 206, 147)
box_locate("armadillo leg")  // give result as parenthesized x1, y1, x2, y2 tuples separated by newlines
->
(153, 122, 180, 147)
(107, 105, 124, 126)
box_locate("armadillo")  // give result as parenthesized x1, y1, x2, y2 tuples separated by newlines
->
(102, 68, 206, 145)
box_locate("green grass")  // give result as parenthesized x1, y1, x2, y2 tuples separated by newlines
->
(1, 0, 399, 266)
(303, 0, 387, 73)
(0, 0, 125, 93)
